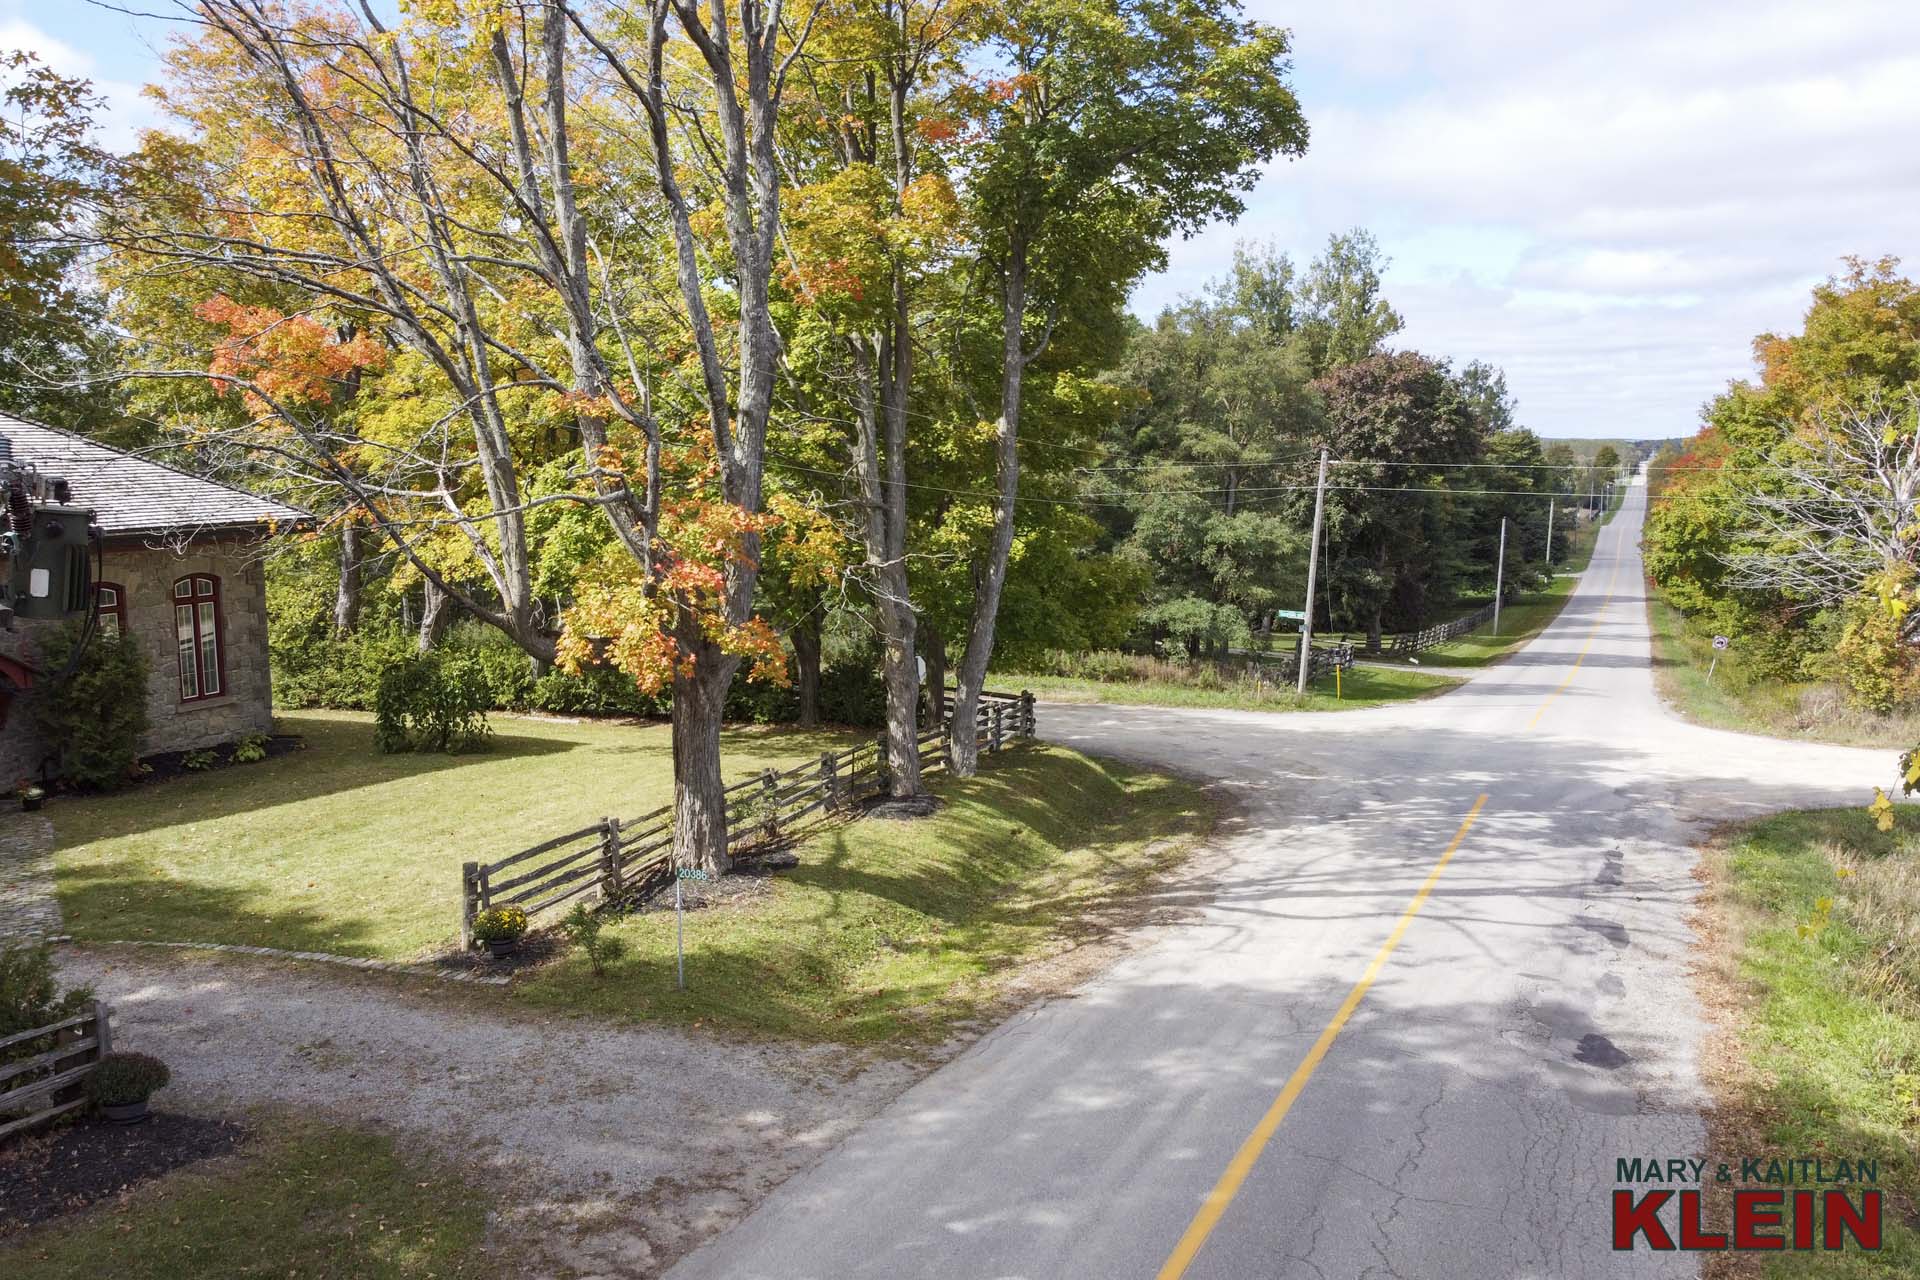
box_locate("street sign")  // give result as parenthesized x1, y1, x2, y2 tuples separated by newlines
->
(1712, 635, 1729, 651)
(1274, 609, 1308, 622)
(674, 866, 712, 989)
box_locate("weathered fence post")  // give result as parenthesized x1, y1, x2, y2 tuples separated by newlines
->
(1020, 691, 1035, 737)
(460, 861, 480, 950)
(599, 817, 623, 903)
(761, 769, 780, 837)
(990, 703, 1004, 753)
(818, 751, 840, 813)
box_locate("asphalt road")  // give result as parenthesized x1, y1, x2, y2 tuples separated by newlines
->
(667, 481, 1889, 1279)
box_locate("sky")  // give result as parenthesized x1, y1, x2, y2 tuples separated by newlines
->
(9, 0, 1920, 439)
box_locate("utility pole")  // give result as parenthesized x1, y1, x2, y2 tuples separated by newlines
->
(1545, 499, 1555, 569)
(1297, 448, 1329, 695)
(1493, 517, 1508, 635)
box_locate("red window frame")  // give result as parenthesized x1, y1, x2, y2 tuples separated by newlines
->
(94, 582, 127, 639)
(173, 575, 226, 703)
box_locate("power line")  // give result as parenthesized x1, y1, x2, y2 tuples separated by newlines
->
(769, 454, 1627, 509)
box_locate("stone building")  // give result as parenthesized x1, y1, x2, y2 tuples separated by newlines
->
(1, 414, 307, 784)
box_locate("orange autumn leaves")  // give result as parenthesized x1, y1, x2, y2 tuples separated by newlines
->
(196, 295, 386, 416)
(553, 448, 849, 699)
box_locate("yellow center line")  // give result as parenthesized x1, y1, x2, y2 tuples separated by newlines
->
(1154, 794, 1489, 1280)
(1156, 510, 1634, 1278)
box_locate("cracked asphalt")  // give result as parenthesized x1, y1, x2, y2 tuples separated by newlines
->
(666, 480, 1891, 1279)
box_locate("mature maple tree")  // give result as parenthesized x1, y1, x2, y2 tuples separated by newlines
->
(943, 0, 1308, 774)
(107, 0, 821, 873)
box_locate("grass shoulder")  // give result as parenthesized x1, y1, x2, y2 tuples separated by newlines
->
(1646, 589, 1919, 747)
(0, 1121, 499, 1279)
(1339, 573, 1581, 671)
(514, 742, 1216, 1046)
(1560, 485, 1625, 575)
(998, 664, 1458, 711)
(1695, 807, 1920, 1275)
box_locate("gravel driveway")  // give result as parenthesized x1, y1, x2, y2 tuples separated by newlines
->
(58, 948, 919, 1278)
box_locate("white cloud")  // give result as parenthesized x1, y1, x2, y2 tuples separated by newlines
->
(0, 15, 165, 153)
(1137, 1, 1920, 437)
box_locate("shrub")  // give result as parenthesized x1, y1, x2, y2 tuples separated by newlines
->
(440, 623, 540, 710)
(472, 905, 529, 944)
(271, 627, 415, 710)
(231, 733, 269, 764)
(1836, 595, 1920, 714)
(0, 944, 93, 1043)
(725, 668, 798, 724)
(85, 1051, 171, 1106)
(374, 651, 493, 753)
(816, 659, 886, 728)
(28, 620, 151, 788)
(182, 748, 219, 771)
(529, 664, 665, 717)
(560, 903, 627, 976)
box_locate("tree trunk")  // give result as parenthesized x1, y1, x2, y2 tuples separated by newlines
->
(793, 614, 821, 730)
(333, 524, 362, 635)
(671, 610, 737, 876)
(849, 337, 924, 797)
(417, 578, 452, 652)
(950, 240, 1030, 778)
(921, 619, 946, 731)
(1367, 607, 1383, 654)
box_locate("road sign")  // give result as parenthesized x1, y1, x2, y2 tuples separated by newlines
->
(1274, 609, 1308, 622)
(1712, 635, 1729, 651)
(674, 867, 712, 989)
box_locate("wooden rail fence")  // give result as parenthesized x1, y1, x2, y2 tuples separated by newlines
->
(0, 1001, 112, 1142)
(460, 688, 1037, 948)
(1387, 600, 1498, 658)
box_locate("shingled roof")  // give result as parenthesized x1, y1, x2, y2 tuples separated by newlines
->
(0, 413, 309, 538)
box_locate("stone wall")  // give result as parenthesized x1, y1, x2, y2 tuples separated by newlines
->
(1, 536, 275, 783)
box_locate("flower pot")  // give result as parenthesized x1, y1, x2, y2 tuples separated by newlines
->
(101, 1100, 150, 1124)
(484, 938, 518, 960)
(20, 794, 42, 812)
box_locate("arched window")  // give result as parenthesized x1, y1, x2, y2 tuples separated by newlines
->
(94, 582, 127, 639)
(173, 575, 224, 701)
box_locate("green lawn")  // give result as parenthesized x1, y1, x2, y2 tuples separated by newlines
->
(1000, 664, 1459, 710)
(0, 1123, 499, 1278)
(52, 711, 856, 960)
(515, 743, 1212, 1043)
(50, 712, 1214, 1046)
(1699, 808, 1920, 1275)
